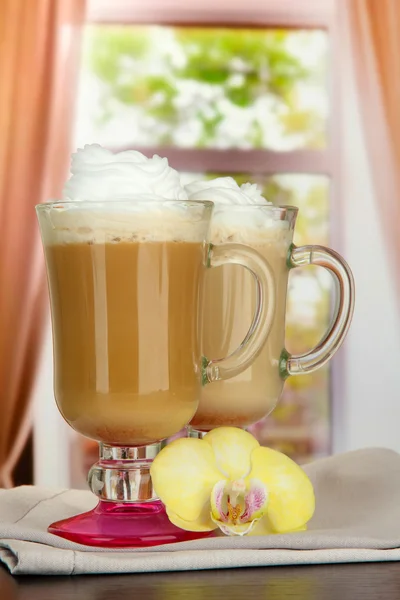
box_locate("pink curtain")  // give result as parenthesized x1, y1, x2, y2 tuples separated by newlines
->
(342, 0, 400, 288)
(0, 0, 85, 487)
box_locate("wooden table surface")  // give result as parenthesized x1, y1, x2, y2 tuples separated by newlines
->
(2, 562, 400, 599)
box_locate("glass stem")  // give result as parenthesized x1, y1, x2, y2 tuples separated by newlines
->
(186, 427, 207, 439)
(88, 442, 165, 503)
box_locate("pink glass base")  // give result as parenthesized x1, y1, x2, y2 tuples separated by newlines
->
(48, 500, 213, 548)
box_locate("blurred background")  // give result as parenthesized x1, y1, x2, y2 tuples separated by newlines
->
(1, 0, 399, 489)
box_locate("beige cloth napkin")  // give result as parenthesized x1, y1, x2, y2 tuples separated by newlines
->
(2, 448, 400, 576)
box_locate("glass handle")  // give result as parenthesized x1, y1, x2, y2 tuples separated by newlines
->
(280, 244, 355, 378)
(203, 242, 276, 384)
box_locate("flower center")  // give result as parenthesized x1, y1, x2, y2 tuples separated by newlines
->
(226, 479, 246, 523)
(211, 477, 269, 536)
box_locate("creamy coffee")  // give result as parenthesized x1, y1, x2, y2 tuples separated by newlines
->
(186, 177, 293, 431)
(44, 238, 204, 446)
(38, 145, 214, 447)
(191, 229, 291, 430)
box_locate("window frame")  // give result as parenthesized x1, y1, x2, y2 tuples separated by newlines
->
(86, 0, 334, 29)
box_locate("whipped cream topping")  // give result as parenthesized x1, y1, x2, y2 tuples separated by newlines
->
(63, 144, 187, 201)
(42, 145, 204, 244)
(185, 177, 290, 245)
(185, 177, 271, 206)
(41, 146, 291, 246)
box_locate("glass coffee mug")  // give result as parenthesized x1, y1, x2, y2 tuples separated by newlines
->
(36, 199, 275, 547)
(190, 205, 354, 432)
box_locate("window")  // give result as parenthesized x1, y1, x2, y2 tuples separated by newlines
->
(76, 26, 328, 150)
(71, 0, 336, 479)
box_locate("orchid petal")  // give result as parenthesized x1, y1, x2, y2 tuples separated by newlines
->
(211, 517, 259, 536)
(166, 505, 217, 532)
(240, 478, 269, 522)
(249, 519, 308, 536)
(204, 427, 259, 479)
(247, 447, 315, 533)
(210, 479, 229, 523)
(150, 438, 221, 522)
(247, 518, 275, 536)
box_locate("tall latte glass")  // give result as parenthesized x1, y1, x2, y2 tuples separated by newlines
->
(36, 199, 275, 547)
(188, 200, 354, 433)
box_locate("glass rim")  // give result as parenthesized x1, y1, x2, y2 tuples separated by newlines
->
(213, 204, 298, 215)
(36, 199, 299, 216)
(35, 198, 214, 210)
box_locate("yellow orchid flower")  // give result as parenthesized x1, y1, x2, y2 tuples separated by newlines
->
(150, 427, 315, 536)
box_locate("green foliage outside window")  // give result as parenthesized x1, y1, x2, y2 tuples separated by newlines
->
(83, 26, 327, 149)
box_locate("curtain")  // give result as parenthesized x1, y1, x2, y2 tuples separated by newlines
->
(0, 0, 85, 488)
(342, 0, 400, 291)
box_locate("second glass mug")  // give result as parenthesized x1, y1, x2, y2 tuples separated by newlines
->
(190, 204, 355, 435)
(36, 199, 276, 547)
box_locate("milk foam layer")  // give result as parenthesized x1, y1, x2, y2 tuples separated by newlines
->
(38, 204, 209, 245)
(185, 177, 291, 246)
(63, 144, 187, 202)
